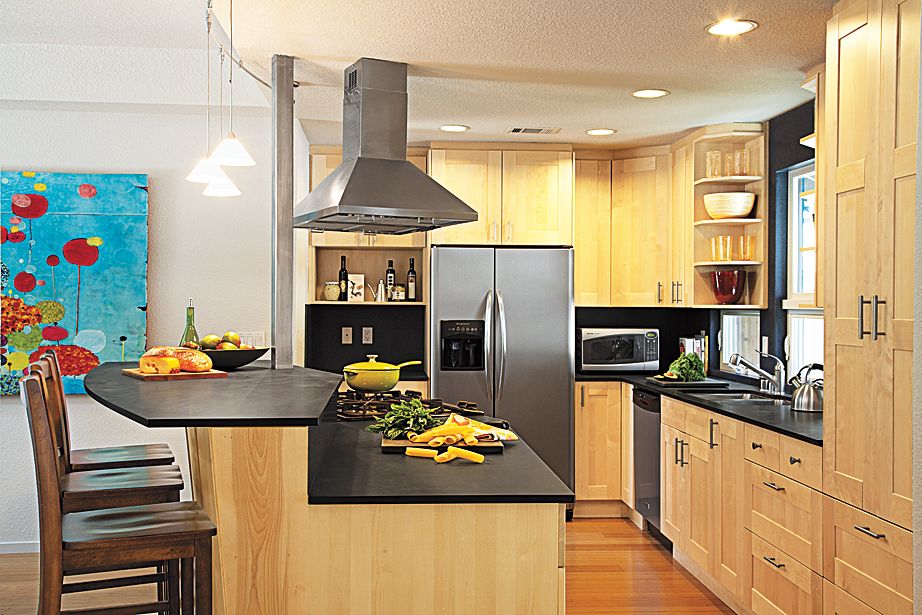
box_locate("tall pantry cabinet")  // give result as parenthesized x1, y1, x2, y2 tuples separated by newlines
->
(823, 0, 917, 531)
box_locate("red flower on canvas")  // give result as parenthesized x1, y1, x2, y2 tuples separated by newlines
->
(30, 345, 99, 376)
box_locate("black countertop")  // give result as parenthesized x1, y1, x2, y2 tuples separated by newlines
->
(84, 361, 344, 427)
(576, 373, 823, 445)
(308, 419, 574, 505)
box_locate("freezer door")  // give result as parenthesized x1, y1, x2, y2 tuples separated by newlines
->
(494, 248, 574, 489)
(429, 247, 495, 410)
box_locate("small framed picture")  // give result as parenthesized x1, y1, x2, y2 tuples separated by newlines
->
(348, 274, 365, 302)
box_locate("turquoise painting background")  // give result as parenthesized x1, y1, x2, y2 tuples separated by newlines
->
(1, 171, 149, 394)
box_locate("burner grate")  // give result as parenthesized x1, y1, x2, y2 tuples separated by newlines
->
(335, 390, 481, 421)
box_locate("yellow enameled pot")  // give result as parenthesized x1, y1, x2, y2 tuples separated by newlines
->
(342, 355, 422, 392)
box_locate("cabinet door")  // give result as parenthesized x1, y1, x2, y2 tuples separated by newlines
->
(822, 0, 881, 509)
(684, 436, 715, 572)
(574, 382, 621, 500)
(501, 151, 574, 245)
(308, 154, 364, 247)
(620, 383, 634, 507)
(611, 156, 670, 306)
(574, 160, 612, 306)
(428, 150, 502, 245)
(712, 414, 745, 599)
(660, 424, 686, 546)
(867, 0, 918, 530)
(669, 146, 691, 305)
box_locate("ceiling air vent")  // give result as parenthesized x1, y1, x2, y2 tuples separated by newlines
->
(505, 127, 562, 135)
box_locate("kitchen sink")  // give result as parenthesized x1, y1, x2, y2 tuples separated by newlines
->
(687, 391, 790, 407)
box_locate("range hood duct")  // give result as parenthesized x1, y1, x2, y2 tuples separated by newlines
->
(293, 58, 478, 234)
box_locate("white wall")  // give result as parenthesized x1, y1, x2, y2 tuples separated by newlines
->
(0, 103, 275, 550)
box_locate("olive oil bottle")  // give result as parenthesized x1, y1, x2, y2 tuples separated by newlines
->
(179, 298, 200, 349)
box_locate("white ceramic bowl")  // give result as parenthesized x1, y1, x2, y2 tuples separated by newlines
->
(703, 192, 756, 219)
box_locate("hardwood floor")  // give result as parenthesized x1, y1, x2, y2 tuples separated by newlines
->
(0, 518, 732, 614)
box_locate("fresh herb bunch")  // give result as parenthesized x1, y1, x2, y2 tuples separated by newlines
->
(667, 353, 706, 382)
(366, 398, 443, 440)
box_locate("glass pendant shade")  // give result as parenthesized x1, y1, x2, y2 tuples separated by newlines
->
(202, 176, 242, 197)
(186, 157, 230, 183)
(210, 131, 255, 166)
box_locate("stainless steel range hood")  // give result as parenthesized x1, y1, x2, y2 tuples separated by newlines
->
(293, 58, 477, 234)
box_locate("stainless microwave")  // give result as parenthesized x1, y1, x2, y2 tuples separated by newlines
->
(578, 328, 660, 372)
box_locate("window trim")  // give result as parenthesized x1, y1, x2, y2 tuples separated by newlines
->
(786, 162, 817, 307)
(784, 308, 824, 375)
(717, 309, 762, 379)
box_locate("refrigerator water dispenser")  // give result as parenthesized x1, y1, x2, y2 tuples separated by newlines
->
(439, 320, 485, 370)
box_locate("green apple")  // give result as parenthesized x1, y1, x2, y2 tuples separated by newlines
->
(200, 335, 222, 350)
(222, 331, 241, 347)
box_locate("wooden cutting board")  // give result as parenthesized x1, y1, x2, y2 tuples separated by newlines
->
(381, 438, 504, 454)
(122, 368, 228, 381)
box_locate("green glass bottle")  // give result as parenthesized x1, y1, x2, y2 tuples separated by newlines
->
(179, 298, 200, 349)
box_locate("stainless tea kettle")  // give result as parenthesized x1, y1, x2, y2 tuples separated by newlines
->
(789, 363, 823, 413)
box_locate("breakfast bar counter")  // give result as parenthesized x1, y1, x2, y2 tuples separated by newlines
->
(84, 362, 570, 615)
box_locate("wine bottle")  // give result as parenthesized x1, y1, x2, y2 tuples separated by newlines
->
(385, 259, 396, 301)
(407, 258, 417, 302)
(338, 256, 348, 301)
(179, 298, 200, 348)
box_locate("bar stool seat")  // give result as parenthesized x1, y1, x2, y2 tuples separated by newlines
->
(62, 464, 184, 514)
(63, 501, 216, 551)
(70, 442, 175, 472)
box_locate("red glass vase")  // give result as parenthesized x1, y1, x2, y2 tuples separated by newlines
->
(710, 269, 746, 304)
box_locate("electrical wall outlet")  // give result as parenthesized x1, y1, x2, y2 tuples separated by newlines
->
(237, 331, 266, 347)
(362, 327, 373, 345)
(341, 327, 353, 345)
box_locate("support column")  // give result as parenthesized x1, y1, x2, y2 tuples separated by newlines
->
(271, 54, 294, 369)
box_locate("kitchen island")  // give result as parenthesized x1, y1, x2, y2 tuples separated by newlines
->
(84, 362, 573, 615)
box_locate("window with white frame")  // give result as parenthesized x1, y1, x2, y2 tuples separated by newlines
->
(785, 162, 824, 375)
(719, 310, 761, 376)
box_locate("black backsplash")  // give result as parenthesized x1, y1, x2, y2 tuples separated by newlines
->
(576, 307, 714, 373)
(305, 304, 427, 377)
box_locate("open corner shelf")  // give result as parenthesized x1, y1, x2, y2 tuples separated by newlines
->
(693, 218, 763, 228)
(693, 131, 763, 144)
(693, 175, 763, 186)
(693, 260, 763, 267)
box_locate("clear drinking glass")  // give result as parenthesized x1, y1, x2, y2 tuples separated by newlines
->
(706, 151, 722, 178)
(711, 235, 733, 261)
(738, 235, 755, 260)
(734, 149, 750, 176)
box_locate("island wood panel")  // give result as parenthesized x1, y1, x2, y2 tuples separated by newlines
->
(574, 160, 612, 306)
(187, 426, 563, 615)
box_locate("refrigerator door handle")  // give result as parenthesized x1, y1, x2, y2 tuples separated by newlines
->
(496, 289, 508, 401)
(484, 290, 494, 401)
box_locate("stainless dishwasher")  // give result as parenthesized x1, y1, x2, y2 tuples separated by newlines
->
(633, 388, 661, 532)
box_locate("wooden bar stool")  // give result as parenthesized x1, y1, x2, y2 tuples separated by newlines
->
(41, 350, 175, 471)
(22, 373, 216, 614)
(30, 360, 184, 514)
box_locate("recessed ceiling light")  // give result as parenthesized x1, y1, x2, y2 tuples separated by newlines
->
(586, 128, 616, 136)
(706, 19, 758, 36)
(440, 124, 470, 132)
(632, 89, 671, 99)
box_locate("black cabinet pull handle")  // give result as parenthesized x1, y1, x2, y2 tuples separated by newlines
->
(789, 456, 801, 465)
(872, 295, 887, 340)
(708, 418, 718, 449)
(680, 440, 689, 466)
(763, 481, 785, 492)
(858, 295, 872, 339)
(854, 525, 886, 540)
(751, 442, 763, 450)
(674, 437, 681, 465)
(675, 282, 683, 303)
(763, 556, 785, 569)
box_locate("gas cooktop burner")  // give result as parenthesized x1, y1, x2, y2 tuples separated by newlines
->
(335, 390, 482, 421)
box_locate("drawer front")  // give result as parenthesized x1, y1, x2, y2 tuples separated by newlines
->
(823, 498, 913, 614)
(747, 463, 823, 572)
(749, 532, 823, 615)
(778, 436, 822, 490)
(823, 580, 882, 615)
(661, 396, 686, 432)
(682, 403, 713, 443)
(745, 424, 781, 471)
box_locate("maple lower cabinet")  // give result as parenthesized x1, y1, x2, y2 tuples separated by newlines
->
(683, 435, 716, 572)
(611, 154, 670, 305)
(502, 151, 574, 245)
(574, 382, 621, 501)
(574, 160, 612, 306)
(660, 423, 686, 546)
(428, 149, 502, 245)
(711, 414, 745, 600)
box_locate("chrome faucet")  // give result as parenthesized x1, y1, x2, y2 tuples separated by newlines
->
(729, 351, 787, 395)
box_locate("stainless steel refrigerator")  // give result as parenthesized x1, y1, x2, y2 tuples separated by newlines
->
(430, 246, 575, 489)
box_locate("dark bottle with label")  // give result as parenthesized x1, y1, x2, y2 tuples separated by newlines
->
(338, 256, 348, 301)
(407, 258, 417, 302)
(385, 259, 396, 301)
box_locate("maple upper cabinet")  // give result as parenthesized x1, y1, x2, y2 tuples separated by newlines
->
(502, 151, 574, 245)
(574, 382, 622, 502)
(823, 0, 917, 530)
(669, 145, 692, 305)
(428, 149, 503, 245)
(574, 160, 612, 306)
(611, 154, 671, 306)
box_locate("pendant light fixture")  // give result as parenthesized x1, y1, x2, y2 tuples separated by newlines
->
(203, 175, 242, 197)
(209, 0, 255, 167)
(187, 5, 231, 185)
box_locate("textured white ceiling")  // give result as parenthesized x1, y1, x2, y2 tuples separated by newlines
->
(213, 0, 832, 147)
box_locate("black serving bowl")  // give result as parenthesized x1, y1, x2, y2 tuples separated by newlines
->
(201, 347, 270, 370)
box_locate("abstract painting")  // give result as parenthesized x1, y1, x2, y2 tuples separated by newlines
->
(1, 171, 149, 395)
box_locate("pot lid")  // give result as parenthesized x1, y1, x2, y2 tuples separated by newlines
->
(344, 355, 399, 371)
